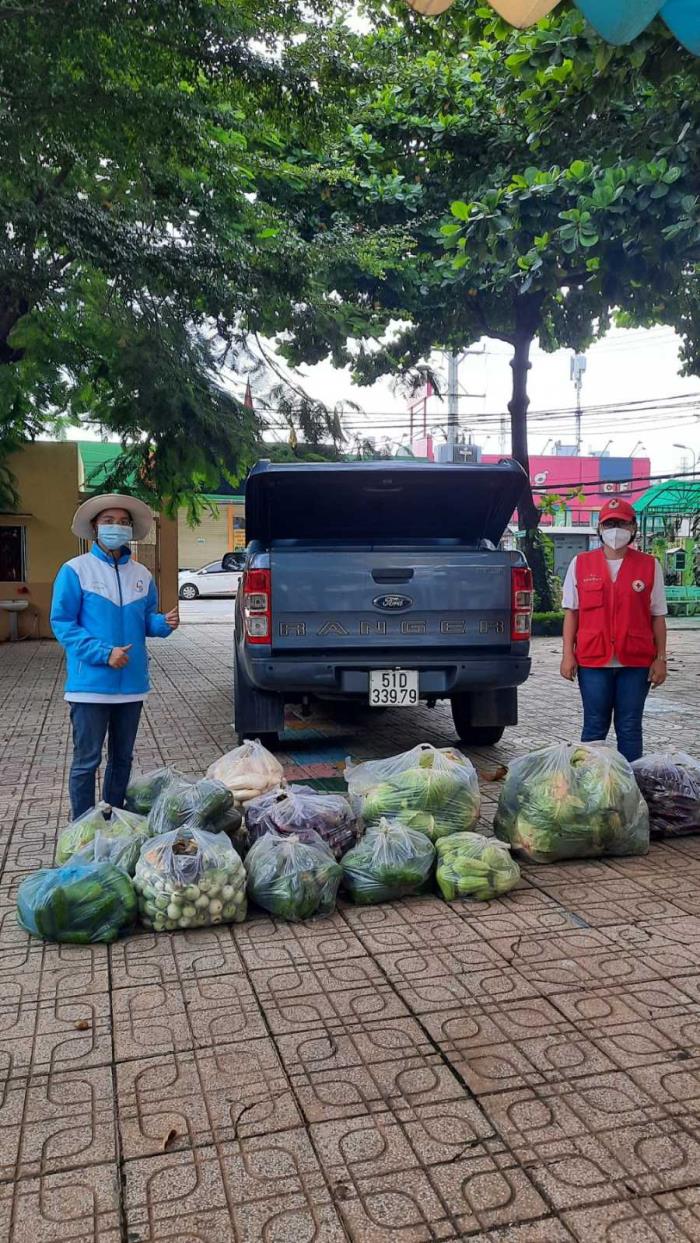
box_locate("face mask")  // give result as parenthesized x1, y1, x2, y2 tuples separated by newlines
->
(97, 523, 132, 550)
(601, 527, 632, 551)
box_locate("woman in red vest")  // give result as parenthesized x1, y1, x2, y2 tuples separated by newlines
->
(560, 498, 667, 762)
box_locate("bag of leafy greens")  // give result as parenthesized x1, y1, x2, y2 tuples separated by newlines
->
(73, 807, 150, 876)
(345, 743, 480, 841)
(55, 802, 113, 865)
(494, 742, 649, 863)
(632, 752, 700, 837)
(341, 817, 435, 905)
(246, 828, 342, 921)
(245, 783, 359, 859)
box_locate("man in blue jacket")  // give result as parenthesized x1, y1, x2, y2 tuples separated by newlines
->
(51, 493, 179, 817)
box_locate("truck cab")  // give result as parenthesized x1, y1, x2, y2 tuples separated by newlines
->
(234, 459, 533, 745)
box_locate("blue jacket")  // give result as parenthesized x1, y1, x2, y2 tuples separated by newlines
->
(50, 544, 172, 698)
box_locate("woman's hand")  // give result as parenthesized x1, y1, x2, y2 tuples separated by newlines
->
(648, 658, 667, 688)
(560, 654, 578, 681)
(165, 606, 180, 630)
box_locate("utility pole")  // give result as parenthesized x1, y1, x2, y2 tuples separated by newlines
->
(570, 354, 587, 454)
(447, 352, 460, 462)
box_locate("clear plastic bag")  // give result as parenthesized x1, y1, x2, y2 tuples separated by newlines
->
(345, 743, 480, 840)
(246, 829, 342, 921)
(341, 817, 436, 905)
(632, 752, 700, 837)
(73, 808, 150, 876)
(55, 802, 112, 865)
(134, 826, 247, 931)
(245, 783, 359, 860)
(494, 742, 649, 863)
(435, 833, 520, 902)
(17, 862, 137, 943)
(147, 777, 235, 836)
(207, 740, 283, 806)
(125, 767, 189, 815)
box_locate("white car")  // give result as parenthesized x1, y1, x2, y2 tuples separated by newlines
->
(178, 554, 244, 600)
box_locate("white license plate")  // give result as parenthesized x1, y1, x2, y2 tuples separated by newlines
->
(369, 669, 419, 707)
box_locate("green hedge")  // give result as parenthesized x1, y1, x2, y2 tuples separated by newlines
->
(532, 611, 565, 637)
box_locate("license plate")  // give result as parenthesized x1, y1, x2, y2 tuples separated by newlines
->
(369, 669, 419, 707)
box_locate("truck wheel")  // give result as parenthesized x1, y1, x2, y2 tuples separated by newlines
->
(450, 695, 505, 746)
(233, 647, 283, 746)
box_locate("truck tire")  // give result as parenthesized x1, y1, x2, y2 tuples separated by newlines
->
(451, 691, 511, 747)
(233, 647, 283, 746)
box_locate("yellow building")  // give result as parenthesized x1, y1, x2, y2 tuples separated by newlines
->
(0, 441, 178, 641)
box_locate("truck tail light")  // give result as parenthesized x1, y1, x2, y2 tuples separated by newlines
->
(242, 569, 271, 644)
(511, 566, 533, 641)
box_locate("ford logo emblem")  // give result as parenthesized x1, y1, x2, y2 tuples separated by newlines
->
(373, 594, 413, 612)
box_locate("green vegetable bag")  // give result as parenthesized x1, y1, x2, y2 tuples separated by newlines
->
(494, 742, 649, 863)
(246, 829, 342, 921)
(341, 817, 435, 905)
(435, 833, 520, 902)
(147, 777, 236, 835)
(17, 862, 137, 943)
(55, 802, 112, 865)
(125, 767, 188, 816)
(346, 743, 480, 841)
(61, 806, 150, 876)
(134, 825, 247, 931)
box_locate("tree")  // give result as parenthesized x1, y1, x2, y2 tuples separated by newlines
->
(0, 0, 345, 508)
(263, 3, 700, 607)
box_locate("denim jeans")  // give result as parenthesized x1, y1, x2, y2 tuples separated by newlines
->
(577, 666, 650, 763)
(69, 701, 143, 818)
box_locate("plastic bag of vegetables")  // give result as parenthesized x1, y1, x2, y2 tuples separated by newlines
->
(134, 826, 247, 931)
(632, 752, 700, 837)
(245, 783, 358, 860)
(207, 739, 283, 807)
(345, 743, 480, 841)
(147, 777, 236, 836)
(125, 767, 189, 815)
(55, 802, 112, 865)
(246, 829, 342, 921)
(435, 833, 520, 902)
(17, 862, 137, 943)
(73, 809, 150, 876)
(341, 817, 435, 905)
(494, 742, 649, 863)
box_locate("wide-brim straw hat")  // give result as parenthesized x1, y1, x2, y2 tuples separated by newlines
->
(71, 493, 154, 542)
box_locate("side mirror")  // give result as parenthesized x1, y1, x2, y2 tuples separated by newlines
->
(222, 553, 240, 571)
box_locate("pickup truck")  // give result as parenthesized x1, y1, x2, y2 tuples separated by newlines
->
(233, 459, 533, 746)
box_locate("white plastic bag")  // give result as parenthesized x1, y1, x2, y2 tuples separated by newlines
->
(245, 783, 359, 859)
(345, 743, 480, 840)
(341, 817, 435, 905)
(207, 740, 283, 806)
(134, 827, 247, 931)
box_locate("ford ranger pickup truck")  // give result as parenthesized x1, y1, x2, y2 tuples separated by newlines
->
(232, 459, 533, 745)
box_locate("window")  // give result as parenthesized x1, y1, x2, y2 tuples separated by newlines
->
(0, 525, 26, 582)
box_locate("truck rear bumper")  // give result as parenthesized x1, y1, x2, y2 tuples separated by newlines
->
(242, 651, 531, 698)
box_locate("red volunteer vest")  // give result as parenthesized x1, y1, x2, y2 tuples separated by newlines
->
(575, 547, 657, 668)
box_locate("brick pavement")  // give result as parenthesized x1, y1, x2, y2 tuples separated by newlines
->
(1, 629, 700, 1242)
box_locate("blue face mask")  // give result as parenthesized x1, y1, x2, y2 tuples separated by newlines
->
(97, 523, 133, 550)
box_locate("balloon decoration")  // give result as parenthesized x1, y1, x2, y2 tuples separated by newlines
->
(404, 0, 700, 54)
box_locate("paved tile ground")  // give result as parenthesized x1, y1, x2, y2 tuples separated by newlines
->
(1, 628, 700, 1242)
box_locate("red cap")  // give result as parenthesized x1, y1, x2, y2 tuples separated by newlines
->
(599, 498, 636, 523)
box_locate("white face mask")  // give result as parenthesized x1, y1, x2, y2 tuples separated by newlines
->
(601, 527, 633, 551)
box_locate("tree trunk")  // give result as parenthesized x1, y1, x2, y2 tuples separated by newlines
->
(508, 325, 555, 613)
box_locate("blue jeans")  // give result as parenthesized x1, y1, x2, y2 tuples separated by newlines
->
(69, 702, 143, 818)
(577, 666, 650, 764)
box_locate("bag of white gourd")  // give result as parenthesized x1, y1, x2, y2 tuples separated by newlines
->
(134, 825, 247, 931)
(206, 739, 284, 809)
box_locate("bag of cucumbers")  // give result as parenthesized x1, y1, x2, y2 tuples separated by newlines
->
(147, 776, 241, 838)
(246, 829, 342, 921)
(435, 833, 520, 902)
(17, 862, 137, 943)
(134, 826, 247, 931)
(125, 767, 189, 815)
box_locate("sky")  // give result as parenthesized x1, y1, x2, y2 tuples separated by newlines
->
(282, 325, 700, 476)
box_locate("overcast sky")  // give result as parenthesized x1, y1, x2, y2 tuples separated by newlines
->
(282, 325, 700, 476)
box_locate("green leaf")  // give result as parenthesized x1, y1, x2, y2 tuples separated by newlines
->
(450, 201, 471, 221)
